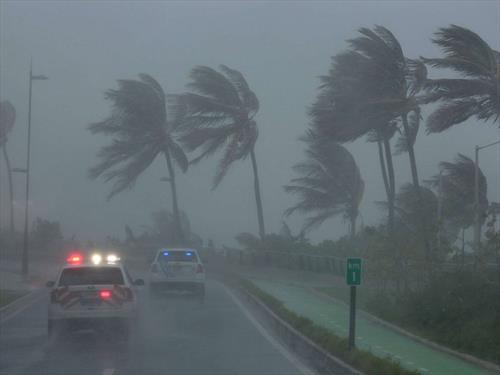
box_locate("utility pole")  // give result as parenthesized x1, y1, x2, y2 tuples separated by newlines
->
(21, 60, 48, 276)
(437, 169, 443, 252)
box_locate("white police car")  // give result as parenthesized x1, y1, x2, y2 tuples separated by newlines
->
(46, 252, 143, 340)
(149, 248, 205, 299)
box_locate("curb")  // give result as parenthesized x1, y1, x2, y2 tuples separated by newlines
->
(236, 284, 366, 375)
(309, 287, 500, 374)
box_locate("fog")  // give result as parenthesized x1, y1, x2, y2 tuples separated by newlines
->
(1, 0, 499, 246)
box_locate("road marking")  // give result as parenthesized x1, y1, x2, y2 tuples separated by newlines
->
(221, 283, 316, 375)
(419, 368, 430, 373)
(0, 292, 45, 324)
(102, 369, 115, 375)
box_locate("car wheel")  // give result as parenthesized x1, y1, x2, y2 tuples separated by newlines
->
(197, 285, 205, 305)
(48, 320, 62, 339)
(119, 322, 131, 341)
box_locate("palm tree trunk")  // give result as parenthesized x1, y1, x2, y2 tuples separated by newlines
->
(382, 137, 395, 233)
(164, 149, 184, 245)
(377, 138, 390, 200)
(2, 145, 15, 238)
(401, 113, 432, 262)
(250, 148, 266, 239)
(383, 137, 402, 293)
(401, 114, 420, 188)
(349, 214, 357, 239)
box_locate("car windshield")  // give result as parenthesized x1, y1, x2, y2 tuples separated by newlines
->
(59, 267, 124, 286)
(158, 251, 198, 263)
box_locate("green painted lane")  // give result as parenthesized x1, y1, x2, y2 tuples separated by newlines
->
(252, 279, 496, 375)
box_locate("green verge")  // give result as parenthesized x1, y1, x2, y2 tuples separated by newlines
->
(239, 278, 420, 375)
(0, 289, 27, 308)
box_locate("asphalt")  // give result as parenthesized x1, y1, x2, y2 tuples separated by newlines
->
(0, 278, 308, 375)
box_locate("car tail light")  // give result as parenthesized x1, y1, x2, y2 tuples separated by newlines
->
(196, 264, 204, 274)
(99, 290, 112, 299)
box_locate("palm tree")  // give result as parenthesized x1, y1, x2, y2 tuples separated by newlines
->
(421, 25, 500, 132)
(391, 183, 439, 243)
(284, 131, 364, 238)
(172, 65, 266, 239)
(427, 154, 489, 249)
(310, 26, 431, 256)
(89, 74, 188, 244)
(0, 100, 16, 238)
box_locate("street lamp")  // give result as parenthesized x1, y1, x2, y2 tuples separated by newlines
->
(21, 60, 48, 276)
(473, 140, 500, 253)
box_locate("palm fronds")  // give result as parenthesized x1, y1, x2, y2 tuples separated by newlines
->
(422, 25, 500, 132)
(284, 134, 364, 233)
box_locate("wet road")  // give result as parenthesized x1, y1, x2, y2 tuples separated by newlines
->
(0, 279, 308, 375)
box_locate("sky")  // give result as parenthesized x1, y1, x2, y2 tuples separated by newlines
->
(1, 0, 499, 248)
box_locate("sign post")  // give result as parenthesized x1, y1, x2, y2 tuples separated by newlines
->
(346, 258, 362, 350)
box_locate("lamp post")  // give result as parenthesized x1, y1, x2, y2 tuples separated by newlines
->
(21, 60, 48, 276)
(473, 140, 500, 254)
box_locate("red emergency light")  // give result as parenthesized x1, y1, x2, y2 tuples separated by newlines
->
(66, 253, 83, 265)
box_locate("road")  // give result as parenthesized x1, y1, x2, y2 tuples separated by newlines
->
(252, 279, 497, 375)
(0, 279, 310, 375)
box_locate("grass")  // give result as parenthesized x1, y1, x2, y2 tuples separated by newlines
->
(316, 284, 500, 365)
(239, 278, 421, 375)
(0, 289, 27, 308)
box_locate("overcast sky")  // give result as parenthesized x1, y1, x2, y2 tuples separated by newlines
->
(1, 0, 499, 247)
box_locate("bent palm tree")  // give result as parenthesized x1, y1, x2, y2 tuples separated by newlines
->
(422, 25, 500, 132)
(89, 74, 188, 244)
(173, 65, 265, 238)
(427, 154, 488, 241)
(284, 131, 364, 238)
(310, 26, 431, 256)
(0, 100, 16, 238)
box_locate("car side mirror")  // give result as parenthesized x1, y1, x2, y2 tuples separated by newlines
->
(134, 278, 144, 286)
(46, 281, 55, 288)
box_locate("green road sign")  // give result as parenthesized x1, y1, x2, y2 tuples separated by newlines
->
(346, 258, 362, 286)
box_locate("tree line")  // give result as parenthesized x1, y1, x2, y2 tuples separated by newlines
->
(86, 24, 498, 257)
(2, 24, 497, 258)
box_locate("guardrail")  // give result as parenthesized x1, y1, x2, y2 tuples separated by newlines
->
(221, 250, 350, 277)
(218, 248, 499, 282)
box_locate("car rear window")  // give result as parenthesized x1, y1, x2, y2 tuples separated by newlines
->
(158, 250, 198, 262)
(59, 267, 124, 286)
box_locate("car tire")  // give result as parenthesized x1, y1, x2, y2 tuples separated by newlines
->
(119, 321, 131, 342)
(48, 319, 62, 339)
(197, 284, 205, 305)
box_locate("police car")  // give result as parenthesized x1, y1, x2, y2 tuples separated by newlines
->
(149, 248, 205, 299)
(46, 252, 144, 339)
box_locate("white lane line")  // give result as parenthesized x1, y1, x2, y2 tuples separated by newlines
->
(221, 283, 316, 375)
(0, 292, 45, 324)
(419, 368, 430, 373)
(102, 369, 115, 375)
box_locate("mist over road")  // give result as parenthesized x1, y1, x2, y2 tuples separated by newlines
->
(0, 278, 308, 375)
